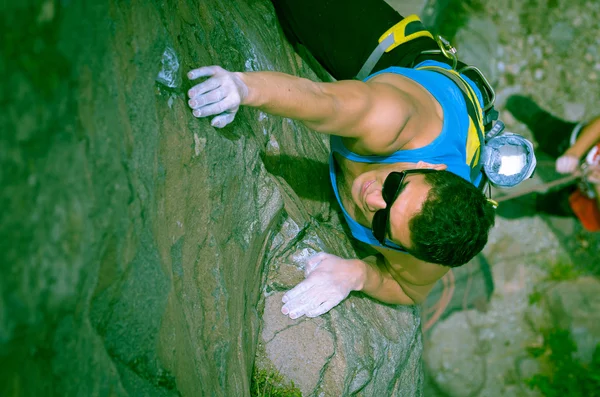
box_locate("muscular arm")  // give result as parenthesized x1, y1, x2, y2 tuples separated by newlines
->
(187, 66, 414, 151)
(357, 255, 425, 305)
(280, 251, 436, 319)
(371, 248, 448, 305)
(239, 71, 414, 141)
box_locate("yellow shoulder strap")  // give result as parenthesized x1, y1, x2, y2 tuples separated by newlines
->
(416, 65, 486, 183)
(378, 15, 434, 53)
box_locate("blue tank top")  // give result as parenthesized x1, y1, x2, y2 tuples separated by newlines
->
(329, 60, 484, 250)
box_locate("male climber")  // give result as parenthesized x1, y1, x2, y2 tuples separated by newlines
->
(186, 0, 496, 319)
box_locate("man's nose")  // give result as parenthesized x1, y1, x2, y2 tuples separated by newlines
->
(365, 191, 387, 212)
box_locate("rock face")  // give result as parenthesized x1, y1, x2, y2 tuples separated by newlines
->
(259, 224, 423, 396)
(1, 1, 423, 396)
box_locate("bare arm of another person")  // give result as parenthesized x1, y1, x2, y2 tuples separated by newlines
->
(187, 66, 415, 151)
(557, 116, 600, 173)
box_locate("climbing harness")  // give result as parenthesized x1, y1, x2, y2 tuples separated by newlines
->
(358, 15, 537, 194)
(356, 15, 434, 81)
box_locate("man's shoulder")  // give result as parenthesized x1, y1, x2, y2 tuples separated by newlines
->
(345, 77, 443, 155)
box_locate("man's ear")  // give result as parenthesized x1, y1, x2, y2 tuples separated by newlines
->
(416, 161, 447, 170)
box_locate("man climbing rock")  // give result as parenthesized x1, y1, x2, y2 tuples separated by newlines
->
(186, 0, 497, 319)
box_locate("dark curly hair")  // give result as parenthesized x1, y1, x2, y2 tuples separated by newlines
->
(406, 171, 496, 267)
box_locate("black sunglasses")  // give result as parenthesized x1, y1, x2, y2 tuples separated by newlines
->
(371, 169, 437, 248)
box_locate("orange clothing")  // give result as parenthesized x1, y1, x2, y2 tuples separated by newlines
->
(570, 142, 600, 231)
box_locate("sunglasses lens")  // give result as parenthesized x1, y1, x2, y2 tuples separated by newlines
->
(372, 169, 436, 248)
(382, 172, 404, 202)
(372, 210, 387, 243)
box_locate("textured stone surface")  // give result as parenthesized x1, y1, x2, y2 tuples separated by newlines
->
(454, 16, 499, 84)
(424, 258, 549, 397)
(526, 277, 600, 365)
(425, 269, 600, 397)
(1, 1, 423, 396)
(259, 222, 424, 396)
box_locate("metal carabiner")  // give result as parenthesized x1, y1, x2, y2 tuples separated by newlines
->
(435, 35, 458, 70)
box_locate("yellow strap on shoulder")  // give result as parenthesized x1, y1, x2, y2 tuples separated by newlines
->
(420, 67, 484, 124)
(356, 15, 435, 80)
(417, 65, 486, 173)
(466, 119, 482, 167)
(378, 15, 434, 53)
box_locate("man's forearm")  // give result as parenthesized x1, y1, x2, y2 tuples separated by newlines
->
(237, 71, 396, 138)
(187, 65, 413, 143)
(238, 71, 334, 123)
(567, 116, 600, 158)
(354, 256, 418, 305)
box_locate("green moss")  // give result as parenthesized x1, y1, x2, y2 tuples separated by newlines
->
(528, 262, 581, 307)
(545, 262, 581, 282)
(526, 328, 600, 397)
(251, 368, 303, 397)
(527, 290, 543, 306)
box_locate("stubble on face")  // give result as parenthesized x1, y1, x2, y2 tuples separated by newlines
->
(386, 177, 431, 249)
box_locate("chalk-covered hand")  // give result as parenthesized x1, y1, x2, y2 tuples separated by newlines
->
(187, 66, 248, 128)
(555, 154, 579, 174)
(281, 253, 365, 319)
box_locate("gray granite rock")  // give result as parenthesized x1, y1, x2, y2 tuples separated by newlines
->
(454, 16, 499, 84)
(1, 1, 423, 396)
(259, 218, 424, 396)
